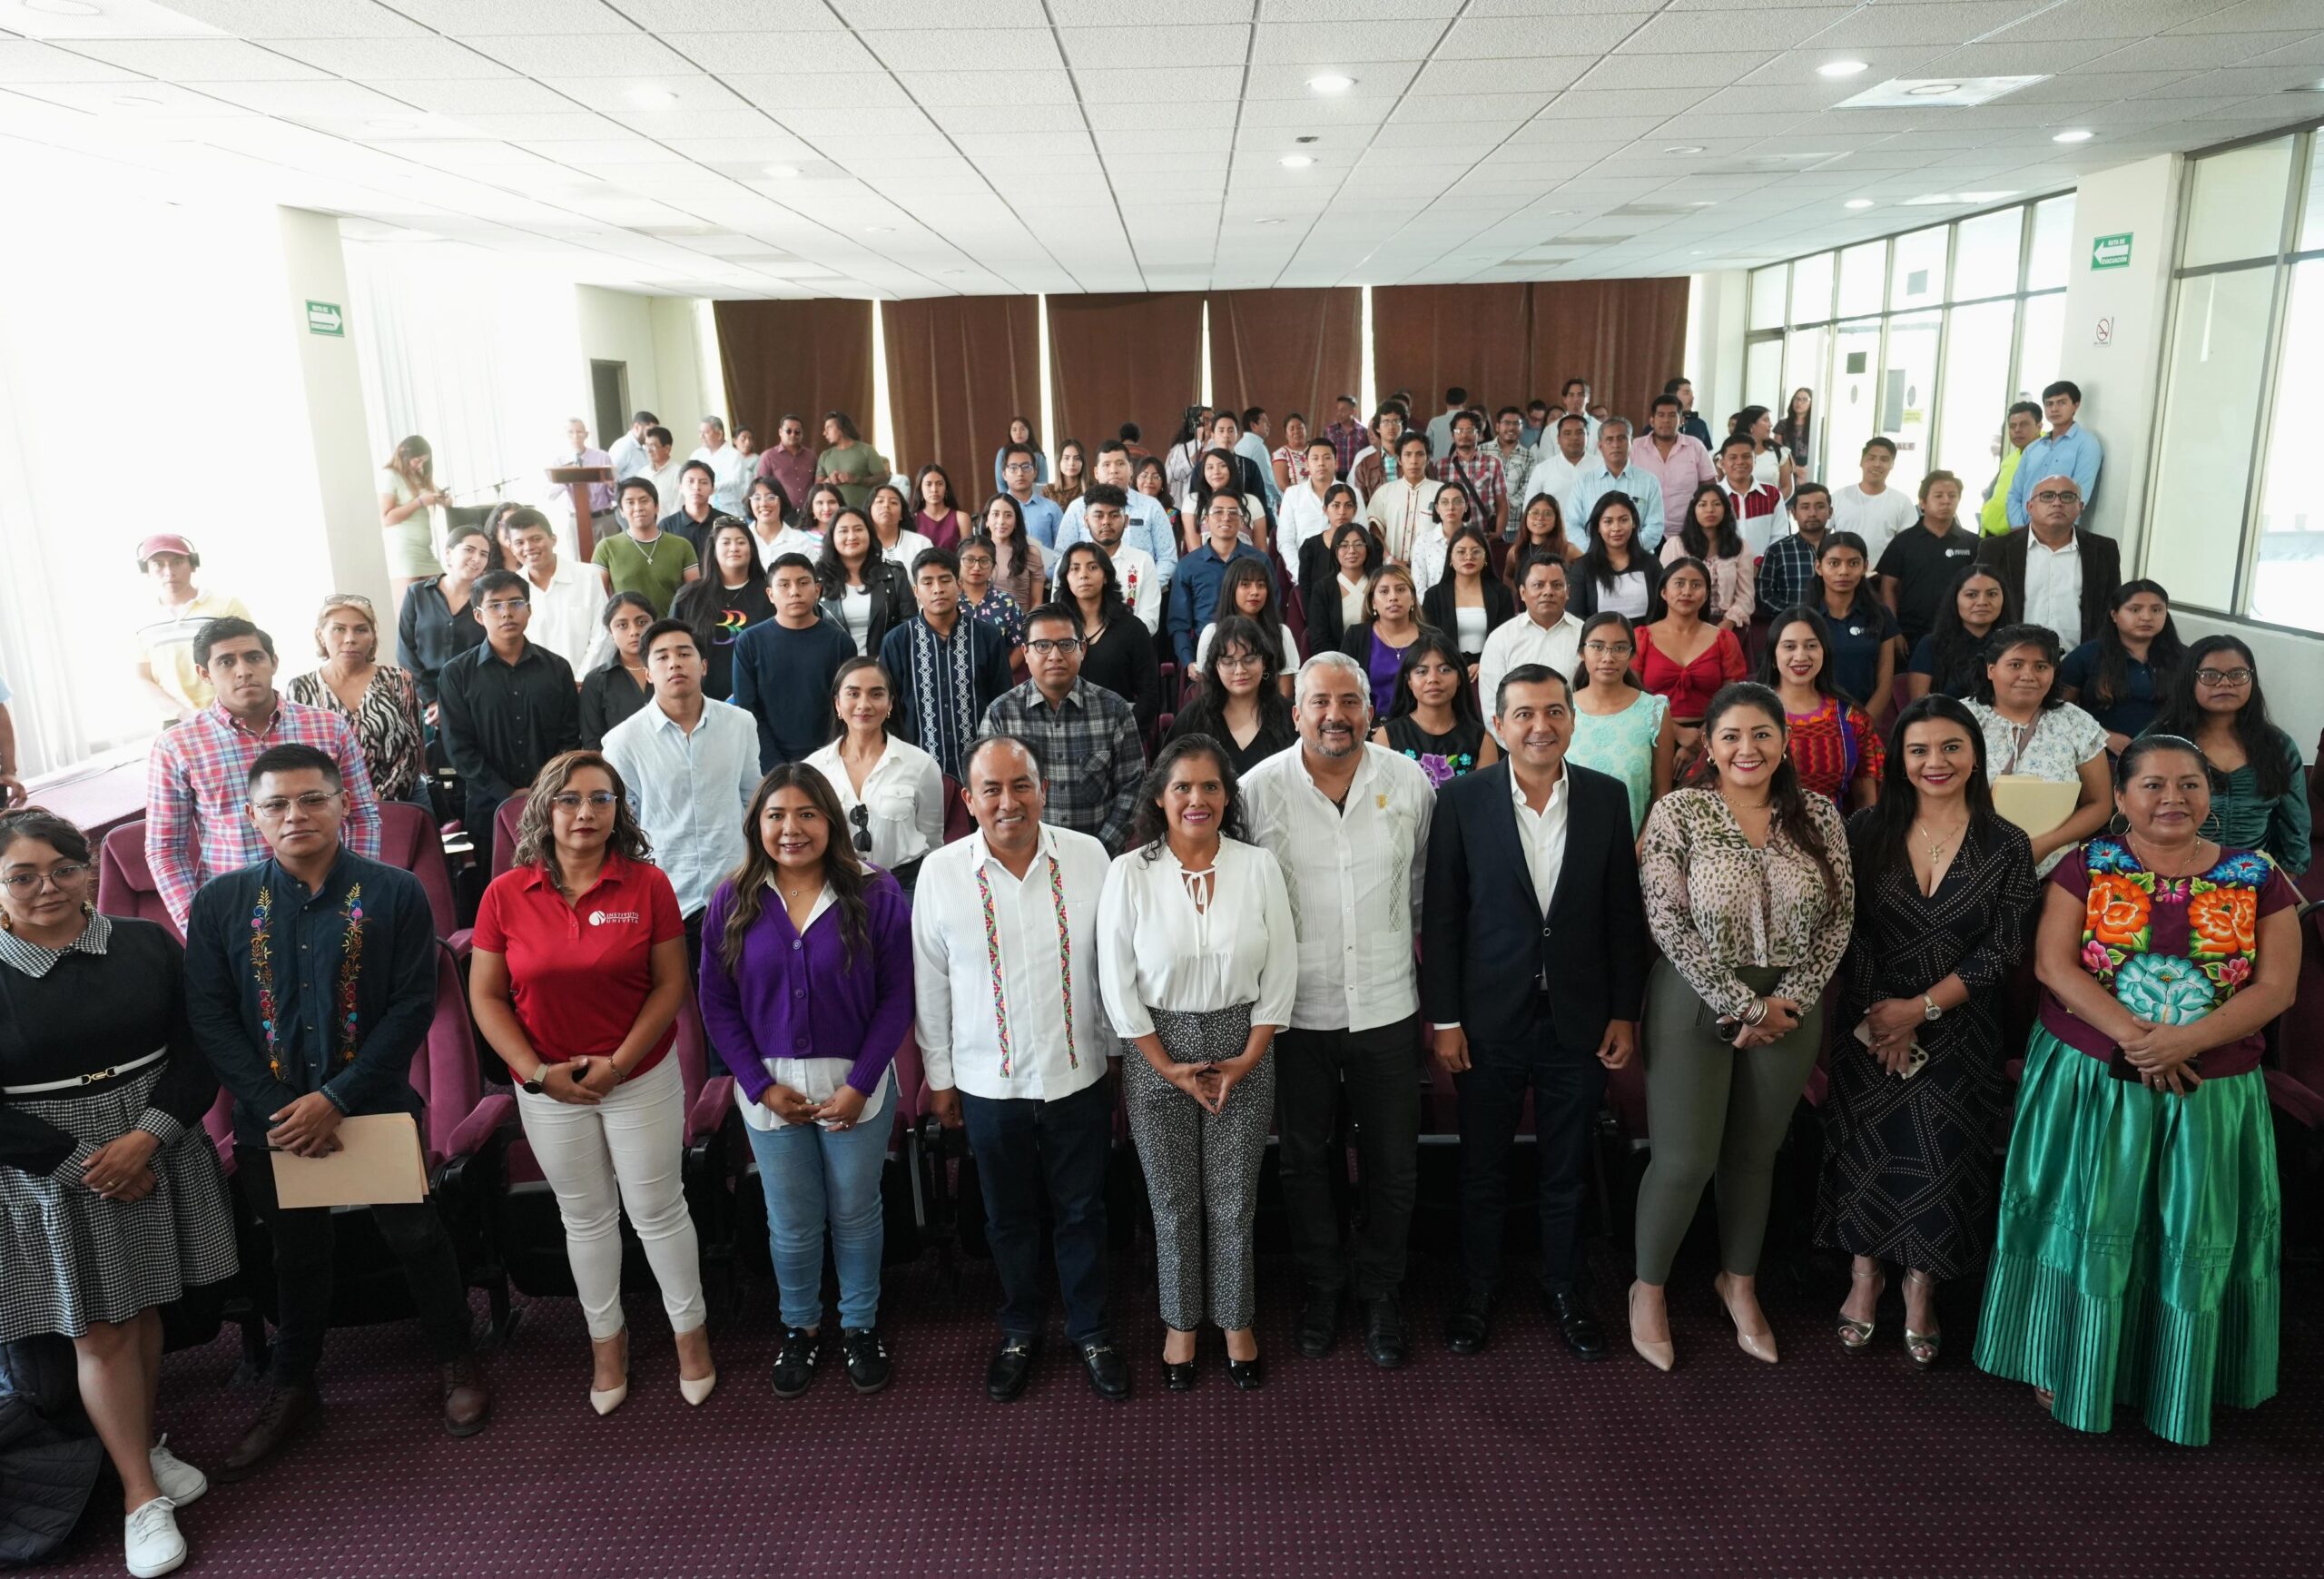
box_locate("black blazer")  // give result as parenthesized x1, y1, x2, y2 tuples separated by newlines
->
(1568, 554, 1663, 620)
(1975, 527, 2121, 647)
(817, 557, 911, 657)
(1421, 576, 1516, 652)
(1422, 760, 1649, 1052)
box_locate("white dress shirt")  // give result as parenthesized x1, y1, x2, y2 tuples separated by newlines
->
(1278, 480, 1361, 583)
(1097, 839, 1299, 1039)
(734, 883, 896, 1134)
(598, 696, 760, 919)
(911, 824, 1115, 1101)
(878, 528, 935, 568)
(1477, 611, 1583, 735)
(1364, 478, 1442, 566)
(751, 523, 824, 569)
(639, 454, 687, 514)
(521, 557, 610, 673)
(1522, 451, 1584, 510)
(1829, 484, 1917, 564)
(1434, 768, 1571, 1030)
(1409, 525, 1462, 597)
(2022, 531, 2084, 653)
(801, 734, 945, 873)
(1241, 745, 1434, 1032)
(689, 441, 753, 517)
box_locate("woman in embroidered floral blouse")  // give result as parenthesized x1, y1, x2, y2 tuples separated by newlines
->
(1759, 607, 1882, 810)
(1974, 736, 2299, 1447)
(1630, 681, 1854, 1372)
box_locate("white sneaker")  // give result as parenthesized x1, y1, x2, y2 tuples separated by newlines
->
(123, 1495, 185, 1579)
(148, 1436, 207, 1506)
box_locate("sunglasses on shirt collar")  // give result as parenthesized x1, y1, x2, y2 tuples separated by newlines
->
(849, 802, 871, 853)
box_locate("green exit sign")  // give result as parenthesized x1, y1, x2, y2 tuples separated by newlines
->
(305, 300, 345, 336)
(2091, 232, 2132, 270)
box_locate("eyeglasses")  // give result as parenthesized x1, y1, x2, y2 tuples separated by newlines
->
(1026, 637, 1082, 656)
(1582, 640, 1634, 656)
(848, 803, 872, 854)
(480, 598, 530, 614)
(1213, 651, 1263, 671)
(2194, 667, 2255, 686)
(325, 596, 376, 614)
(251, 792, 340, 819)
(548, 791, 620, 810)
(0, 863, 89, 894)
(2029, 490, 2081, 506)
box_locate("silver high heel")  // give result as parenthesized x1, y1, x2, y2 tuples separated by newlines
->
(1838, 1264, 1885, 1352)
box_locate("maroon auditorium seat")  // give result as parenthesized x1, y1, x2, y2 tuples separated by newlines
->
(941, 774, 971, 844)
(377, 800, 459, 939)
(97, 820, 180, 942)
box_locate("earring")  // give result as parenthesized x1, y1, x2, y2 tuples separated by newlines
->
(2104, 811, 2128, 838)
(82, 902, 95, 918)
(0, 913, 12, 933)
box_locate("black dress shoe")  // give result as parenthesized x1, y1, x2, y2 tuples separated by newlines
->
(1295, 1288, 1343, 1359)
(1362, 1295, 1408, 1368)
(217, 1384, 320, 1482)
(1444, 1290, 1491, 1355)
(1548, 1290, 1608, 1362)
(1080, 1342, 1131, 1401)
(986, 1337, 1038, 1402)
(1225, 1357, 1265, 1390)
(1163, 1358, 1197, 1392)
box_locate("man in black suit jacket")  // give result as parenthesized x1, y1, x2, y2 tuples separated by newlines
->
(1974, 471, 2121, 648)
(1422, 663, 1649, 1361)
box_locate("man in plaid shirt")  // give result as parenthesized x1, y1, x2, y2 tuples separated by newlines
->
(1755, 481, 1832, 617)
(980, 604, 1147, 851)
(1431, 412, 1509, 536)
(145, 617, 382, 931)
(1324, 394, 1367, 478)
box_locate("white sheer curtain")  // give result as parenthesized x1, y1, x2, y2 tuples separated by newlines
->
(343, 242, 584, 554)
(0, 141, 330, 778)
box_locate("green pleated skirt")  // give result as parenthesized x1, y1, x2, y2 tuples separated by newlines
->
(1973, 1027, 2279, 1446)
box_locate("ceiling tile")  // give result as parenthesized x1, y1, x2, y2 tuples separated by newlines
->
(0, 40, 146, 83)
(158, 1, 428, 37)
(891, 69, 1075, 105)
(463, 34, 700, 76)
(858, 29, 1066, 72)
(1405, 57, 1589, 95)
(383, 0, 636, 34)
(64, 37, 328, 80)
(1058, 25, 1250, 69)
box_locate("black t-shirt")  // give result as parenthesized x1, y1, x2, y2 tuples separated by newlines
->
(1822, 596, 1900, 709)
(1876, 522, 1982, 647)
(675, 577, 772, 701)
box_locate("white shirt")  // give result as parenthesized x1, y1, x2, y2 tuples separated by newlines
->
(2022, 531, 2084, 654)
(1193, 621, 1298, 676)
(520, 558, 609, 674)
(1364, 478, 1442, 566)
(639, 454, 687, 515)
(750, 523, 824, 569)
(1510, 769, 1571, 922)
(733, 883, 897, 1133)
(801, 735, 944, 873)
(911, 824, 1115, 1101)
(597, 697, 760, 919)
(1241, 745, 1434, 1032)
(1409, 525, 1464, 598)
(1478, 611, 1583, 738)
(1104, 544, 1164, 632)
(1097, 840, 1299, 1040)
(1829, 484, 1917, 563)
(1521, 450, 1586, 514)
(608, 431, 646, 482)
(688, 441, 753, 517)
(878, 528, 934, 568)
(1278, 480, 1360, 582)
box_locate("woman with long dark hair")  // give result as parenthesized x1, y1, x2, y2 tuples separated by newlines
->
(1419, 524, 1516, 682)
(1571, 493, 1661, 620)
(1814, 530, 1899, 724)
(801, 658, 944, 891)
(699, 764, 914, 1400)
(1182, 447, 1270, 557)
(1666, 483, 1754, 631)
(1194, 556, 1297, 693)
(976, 493, 1048, 614)
(1638, 555, 1748, 774)
(1059, 540, 1163, 735)
(1631, 682, 1854, 1371)
(470, 751, 712, 1415)
(1778, 388, 1814, 467)
(1131, 453, 1174, 518)
(1568, 610, 1676, 835)
(1168, 616, 1297, 776)
(1045, 439, 1088, 509)
(1339, 564, 1428, 717)
(1304, 517, 1382, 655)
(744, 474, 818, 568)
(1905, 565, 2009, 703)
(1098, 735, 1298, 1390)
(579, 591, 656, 748)
(1964, 623, 2111, 874)
(867, 483, 932, 570)
(993, 415, 1049, 493)
(1759, 606, 1883, 809)
(1816, 698, 2038, 1368)
(800, 480, 849, 538)
(2144, 635, 2309, 873)
(2060, 579, 2184, 754)
(911, 463, 969, 551)
(813, 508, 909, 658)
(670, 518, 772, 700)
(1373, 626, 1498, 787)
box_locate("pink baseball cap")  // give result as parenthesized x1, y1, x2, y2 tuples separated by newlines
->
(136, 533, 196, 564)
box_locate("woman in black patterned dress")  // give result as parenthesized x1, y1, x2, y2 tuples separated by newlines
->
(1814, 696, 2038, 1367)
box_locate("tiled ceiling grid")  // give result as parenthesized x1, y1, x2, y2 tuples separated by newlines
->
(1, 0, 2321, 298)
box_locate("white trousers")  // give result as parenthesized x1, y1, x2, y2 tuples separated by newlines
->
(515, 1055, 707, 1341)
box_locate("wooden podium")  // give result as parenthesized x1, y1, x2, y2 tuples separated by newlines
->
(547, 464, 615, 549)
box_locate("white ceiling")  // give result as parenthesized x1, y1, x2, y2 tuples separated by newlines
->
(3, 0, 2322, 299)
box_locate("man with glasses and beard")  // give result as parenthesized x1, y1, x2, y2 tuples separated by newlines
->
(980, 606, 1145, 851)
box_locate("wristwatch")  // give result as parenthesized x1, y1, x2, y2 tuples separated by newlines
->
(521, 1067, 550, 1095)
(1921, 994, 1942, 1023)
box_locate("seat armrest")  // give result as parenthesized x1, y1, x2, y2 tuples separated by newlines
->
(448, 1092, 516, 1159)
(690, 1074, 735, 1142)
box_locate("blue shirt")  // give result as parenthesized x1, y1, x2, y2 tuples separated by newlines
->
(1570, 462, 1669, 552)
(1166, 542, 1268, 668)
(1008, 489, 1065, 551)
(2004, 424, 2102, 527)
(1055, 491, 1181, 588)
(183, 852, 436, 1149)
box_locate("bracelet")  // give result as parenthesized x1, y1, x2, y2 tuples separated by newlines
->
(1741, 998, 1768, 1027)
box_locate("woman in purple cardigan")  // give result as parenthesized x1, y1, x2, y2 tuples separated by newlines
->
(699, 763, 914, 1399)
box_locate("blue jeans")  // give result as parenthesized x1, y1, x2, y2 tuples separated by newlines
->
(742, 1073, 892, 1330)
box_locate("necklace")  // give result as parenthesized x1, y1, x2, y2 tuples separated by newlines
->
(2125, 830, 2211, 879)
(633, 532, 665, 564)
(1913, 818, 1965, 864)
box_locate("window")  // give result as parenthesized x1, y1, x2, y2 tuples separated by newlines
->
(2145, 126, 2324, 635)
(1738, 194, 2073, 487)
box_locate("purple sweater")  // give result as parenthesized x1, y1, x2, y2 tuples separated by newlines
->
(697, 872, 914, 1104)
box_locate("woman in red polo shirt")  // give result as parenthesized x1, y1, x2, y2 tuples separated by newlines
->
(468, 749, 716, 1415)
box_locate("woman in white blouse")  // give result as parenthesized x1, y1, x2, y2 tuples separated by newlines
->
(1963, 623, 2112, 875)
(1098, 735, 1297, 1393)
(802, 656, 946, 891)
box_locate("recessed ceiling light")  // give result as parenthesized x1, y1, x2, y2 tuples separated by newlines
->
(367, 119, 417, 132)
(763, 164, 799, 178)
(1307, 74, 1354, 94)
(1957, 191, 2017, 202)
(1665, 145, 1705, 155)
(1295, 135, 1318, 144)
(2052, 128, 2094, 143)
(1255, 217, 1285, 225)
(1817, 60, 1869, 79)
(25, 1, 103, 15)
(1279, 153, 1314, 168)
(1845, 198, 1876, 209)
(110, 94, 164, 108)
(1905, 82, 1963, 96)
(625, 87, 677, 109)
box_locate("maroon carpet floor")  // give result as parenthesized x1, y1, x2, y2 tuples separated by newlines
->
(35, 1246, 2320, 1577)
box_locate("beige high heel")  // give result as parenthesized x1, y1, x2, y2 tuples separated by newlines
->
(1628, 1280, 1675, 1372)
(1714, 1271, 1778, 1364)
(589, 1331, 629, 1416)
(1837, 1263, 1885, 1352)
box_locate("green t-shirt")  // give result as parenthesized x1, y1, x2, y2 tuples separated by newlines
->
(816, 441, 889, 508)
(591, 530, 698, 616)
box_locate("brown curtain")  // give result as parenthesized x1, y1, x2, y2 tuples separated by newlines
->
(711, 299, 874, 449)
(1045, 292, 1203, 469)
(1368, 284, 1535, 424)
(1528, 279, 1692, 431)
(1206, 287, 1363, 445)
(881, 294, 1039, 504)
